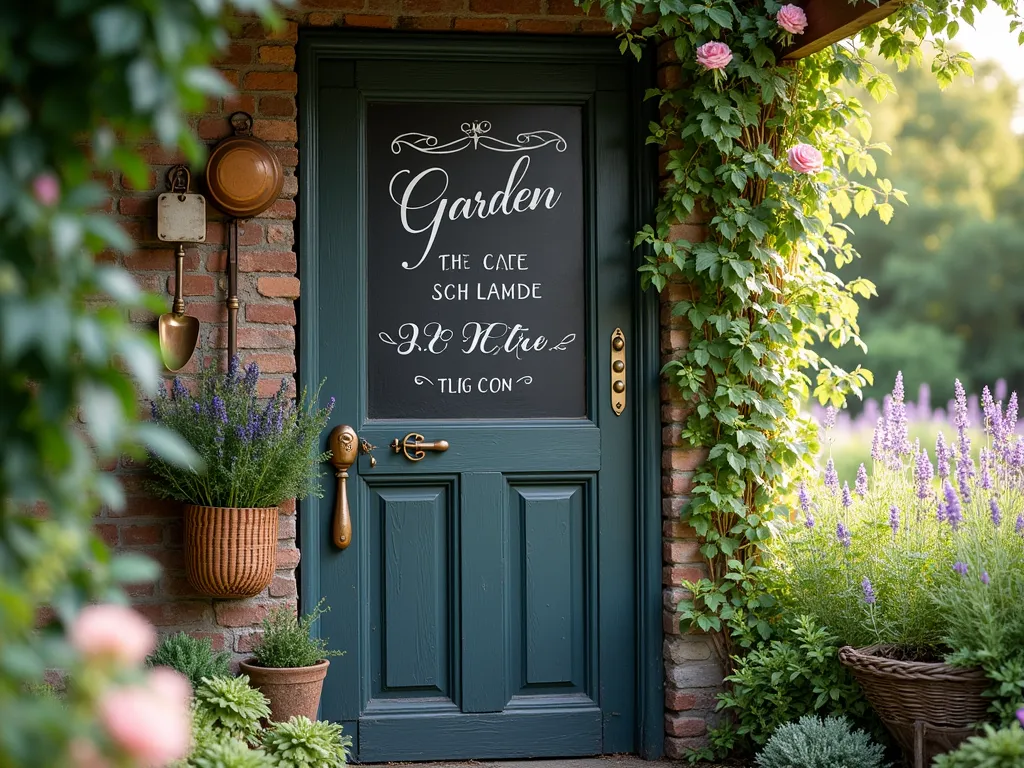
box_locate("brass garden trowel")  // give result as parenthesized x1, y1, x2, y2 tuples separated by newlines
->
(158, 244, 200, 371)
(156, 166, 206, 371)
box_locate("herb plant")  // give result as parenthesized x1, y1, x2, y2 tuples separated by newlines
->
(148, 358, 334, 509)
(933, 723, 1024, 768)
(252, 600, 343, 669)
(262, 716, 352, 768)
(149, 632, 232, 690)
(193, 676, 271, 747)
(703, 615, 881, 756)
(755, 716, 888, 768)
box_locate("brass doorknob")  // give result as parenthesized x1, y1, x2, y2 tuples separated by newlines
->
(391, 433, 449, 462)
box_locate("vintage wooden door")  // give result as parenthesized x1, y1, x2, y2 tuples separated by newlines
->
(300, 34, 649, 762)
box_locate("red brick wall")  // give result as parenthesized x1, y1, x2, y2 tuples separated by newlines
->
(656, 40, 723, 758)
(102, 5, 718, 751)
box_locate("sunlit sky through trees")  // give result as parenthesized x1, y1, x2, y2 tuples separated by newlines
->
(955, 5, 1024, 131)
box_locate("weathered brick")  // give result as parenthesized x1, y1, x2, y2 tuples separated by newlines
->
(258, 276, 300, 299)
(663, 565, 704, 586)
(239, 250, 297, 273)
(254, 119, 298, 143)
(454, 17, 509, 30)
(135, 602, 210, 627)
(120, 524, 164, 547)
(398, 15, 454, 28)
(277, 546, 301, 570)
(515, 18, 576, 32)
(270, 574, 297, 598)
(258, 45, 296, 66)
(663, 539, 701, 564)
(665, 688, 698, 711)
(259, 95, 296, 118)
(248, 354, 296, 374)
(246, 304, 296, 325)
(215, 602, 271, 628)
(665, 714, 707, 738)
(243, 71, 298, 92)
(168, 274, 216, 297)
(344, 13, 397, 26)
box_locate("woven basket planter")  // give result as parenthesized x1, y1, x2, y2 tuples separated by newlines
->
(839, 645, 990, 768)
(184, 505, 278, 598)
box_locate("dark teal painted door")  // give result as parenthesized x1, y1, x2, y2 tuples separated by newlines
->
(301, 35, 640, 763)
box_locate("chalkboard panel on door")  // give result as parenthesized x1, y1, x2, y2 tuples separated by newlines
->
(367, 103, 587, 419)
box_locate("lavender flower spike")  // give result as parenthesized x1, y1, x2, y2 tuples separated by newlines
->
(943, 480, 963, 530)
(1017, 514, 1024, 535)
(953, 561, 968, 576)
(1017, 709, 1024, 729)
(824, 458, 839, 495)
(915, 447, 934, 500)
(990, 498, 1002, 528)
(981, 571, 991, 586)
(822, 406, 836, 430)
(212, 395, 228, 425)
(871, 419, 884, 463)
(889, 505, 899, 536)
(172, 377, 189, 401)
(836, 522, 851, 549)
(861, 577, 876, 605)
(855, 464, 868, 497)
(936, 432, 950, 481)
(243, 362, 260, 394)
(841, 482, 853, 509)
(798, 481, 812, 512)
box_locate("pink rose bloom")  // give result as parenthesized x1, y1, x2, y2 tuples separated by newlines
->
(69, 604, 156, 665)
(32, 173, 60, 207)
(777, 4, 808, 34)
(99, 670, 191, 767)
(696, 42, 733, 71)
(787, 143, 824, 174)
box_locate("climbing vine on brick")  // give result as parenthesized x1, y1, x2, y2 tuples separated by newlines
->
(586, 0, 1024, 739)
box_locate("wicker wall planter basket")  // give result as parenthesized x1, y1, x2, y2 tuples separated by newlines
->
(184, 505, 278, 598)
(839, 645, 991, 768)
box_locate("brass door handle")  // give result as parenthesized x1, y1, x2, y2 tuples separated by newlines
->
(391, 433, 449, 462)
(328, 425, 359, 549)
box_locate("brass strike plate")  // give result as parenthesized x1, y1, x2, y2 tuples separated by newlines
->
(611, 327, 625, 416)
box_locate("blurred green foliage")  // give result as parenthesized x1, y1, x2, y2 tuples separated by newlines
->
(0, 2, 282, 765)
(830, 58, 1024, 407)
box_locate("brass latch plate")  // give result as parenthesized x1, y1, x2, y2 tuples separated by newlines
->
(611, 327, 625, 416)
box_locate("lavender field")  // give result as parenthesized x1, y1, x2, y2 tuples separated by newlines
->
(811, 380, 1021, 482)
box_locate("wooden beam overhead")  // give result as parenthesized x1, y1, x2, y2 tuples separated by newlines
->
(782, 0, 903, 60)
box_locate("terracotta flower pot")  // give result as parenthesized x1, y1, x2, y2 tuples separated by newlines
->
(184, 505, 278, 598)
(239, 658, 330, 723)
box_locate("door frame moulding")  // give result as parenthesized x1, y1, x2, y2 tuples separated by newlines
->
(296, 31, 664, 760)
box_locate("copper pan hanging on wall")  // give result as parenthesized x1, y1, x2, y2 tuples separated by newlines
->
(204, 112, 285, 360)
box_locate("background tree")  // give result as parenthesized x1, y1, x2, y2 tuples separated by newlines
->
(829, 58, 1024, 406)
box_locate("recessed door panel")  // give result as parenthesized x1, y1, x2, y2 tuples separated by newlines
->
(509, 481, 592, 698)
(367, 482, 455, 706)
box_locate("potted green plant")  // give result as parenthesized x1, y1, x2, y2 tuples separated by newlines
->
(148, 358, 334, 598)
(239, 600, 342, 722)
(762, 375, 1024, 766)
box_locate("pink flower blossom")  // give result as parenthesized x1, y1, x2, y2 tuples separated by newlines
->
(69, 604, 156, 665)
(696, 42, 733, 71)
(32, 173, 60, 207)
(776, 4, 808, 34)
(98, 670, 192, 767)
(787, 143, 824, 175)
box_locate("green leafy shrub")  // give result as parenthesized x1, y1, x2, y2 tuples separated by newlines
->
(186, 738, 276, 768)
(193, 676, 271, 746)
(148, 360, 334, 508)
(933, 724, 1024, 768)
(262, 716, 352, 768)
(150, 632, 231, 690)
(252, 600, 342, 669)
(755, 716, 888, 768)
(708, 616, 881, 754)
